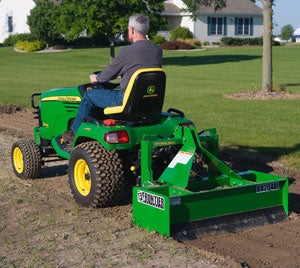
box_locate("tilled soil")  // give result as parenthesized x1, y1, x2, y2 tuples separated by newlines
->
(0, 105, 299, 268)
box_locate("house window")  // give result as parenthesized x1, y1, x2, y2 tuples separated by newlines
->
(235, 17, 253, 36)
(8, 16, 13, 33)
(207, 17, 227, 36)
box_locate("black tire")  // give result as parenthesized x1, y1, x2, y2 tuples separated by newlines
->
(69, 141, 126, 207)
(11, 138, 42, 179)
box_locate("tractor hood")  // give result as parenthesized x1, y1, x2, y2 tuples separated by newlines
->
(40, 87, 82, 103)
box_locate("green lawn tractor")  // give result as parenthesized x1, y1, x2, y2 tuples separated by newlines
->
(11, 68, 289, 239)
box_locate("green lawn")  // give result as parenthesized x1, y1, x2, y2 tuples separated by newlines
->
(0, 46, 299, 168)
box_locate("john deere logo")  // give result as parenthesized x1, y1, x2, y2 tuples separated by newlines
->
(143, 85, 158, 98)
(147, 85, 156, 95)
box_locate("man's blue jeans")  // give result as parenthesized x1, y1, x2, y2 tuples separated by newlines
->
(71, 88, 124, 133)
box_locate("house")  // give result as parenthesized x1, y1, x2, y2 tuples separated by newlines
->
(0, 0, 36, 43)
(293, 27, 300, 43)
(161, 0, 263, 43)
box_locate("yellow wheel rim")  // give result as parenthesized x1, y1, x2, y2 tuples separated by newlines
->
(13, 147, 24, 174)
(74, 159, 91, 196)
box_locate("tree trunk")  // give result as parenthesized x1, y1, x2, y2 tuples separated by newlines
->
(261, 0, 273, 93)
(109, 38, 115, 63)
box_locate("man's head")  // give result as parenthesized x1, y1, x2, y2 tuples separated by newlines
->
(128, 14, 149, 42)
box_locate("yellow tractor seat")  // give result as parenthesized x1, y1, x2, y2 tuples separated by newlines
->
(104, 68, 166, 124)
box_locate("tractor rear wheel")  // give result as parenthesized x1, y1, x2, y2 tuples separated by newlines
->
(11, 138, 42, 179)
(69, 141, 125, 207)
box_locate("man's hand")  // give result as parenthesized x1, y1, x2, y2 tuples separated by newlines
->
(90, 74, 98, 84)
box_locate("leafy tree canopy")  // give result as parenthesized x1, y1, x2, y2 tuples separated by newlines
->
(280, 24, 294, 41)
(56, 0, 168, 43)
(27, 0, 61, 44)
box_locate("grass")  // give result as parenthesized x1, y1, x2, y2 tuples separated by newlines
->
(0, 45, 299, 168)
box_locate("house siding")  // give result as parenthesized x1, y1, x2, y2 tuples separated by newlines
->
(195, 15, 263, 43)
(163, 0, 263, 43)
(0, 0, 36, 43)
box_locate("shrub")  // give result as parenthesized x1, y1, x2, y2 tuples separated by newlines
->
(52, 44, 65, 50)
(246, 37, 263, 46)
(220, 37, 263, 46)
(50, 37, 69, 47)
(69, 37, 94, 47)
(160, 41, 178, 50)
(92, 34, 111, 46)
(181, 38, 202, 48)
(68, 35, 110, 47)
(220, 37, 239, 46)
(15, 40, 44, 52)
(160, 40, 195, 50)
(272, 40, 281, 46)
(203, 41, 210, 46)
(3, 33, 37, 47)
(15, 41, 27, 51)
(170, 26, 193, 41)
(152, 35, 166, 45)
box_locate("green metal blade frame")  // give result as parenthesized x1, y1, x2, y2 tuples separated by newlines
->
(133, 126, 289, 237)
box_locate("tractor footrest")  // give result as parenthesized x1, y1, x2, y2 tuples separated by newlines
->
(51, 136, 72, 159)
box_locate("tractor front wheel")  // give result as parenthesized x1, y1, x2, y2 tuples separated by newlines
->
(11, 138, 42, 179)
(69, 141, 125, 207)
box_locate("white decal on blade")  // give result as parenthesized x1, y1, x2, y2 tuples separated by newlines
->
(137, 190, 165, 210)
(168, 151, 193, 168)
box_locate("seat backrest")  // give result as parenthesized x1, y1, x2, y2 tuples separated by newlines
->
(104, 68, 166, 123)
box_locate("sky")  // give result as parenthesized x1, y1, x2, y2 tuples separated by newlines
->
(257, 0, 300, 35)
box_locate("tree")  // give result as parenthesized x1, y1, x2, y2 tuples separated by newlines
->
(182, 0, 275, 93)
(27, 0, 61, 46)
(281, 24, 294, 42)
(170, 26, 193, 40)
(56, 0, 167, 58)
(260, 0, 273, 93)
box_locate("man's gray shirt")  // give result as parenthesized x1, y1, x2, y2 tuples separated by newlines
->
(96, 40, 163, 92)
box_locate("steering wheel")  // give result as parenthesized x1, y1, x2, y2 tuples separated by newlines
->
(78, 71, 120, 96)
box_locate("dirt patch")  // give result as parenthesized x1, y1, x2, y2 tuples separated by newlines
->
(0, 104, 23, 114)
(0, 105, 36, 137)
(224, 90, 300, 100)
(0, 104, 299, 268)
(186, 153, 300, 268)
(0, 105, 234, 267)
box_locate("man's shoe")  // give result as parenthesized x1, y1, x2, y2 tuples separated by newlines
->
(62, 131, 75, 143)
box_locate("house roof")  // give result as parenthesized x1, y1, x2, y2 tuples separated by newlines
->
(164, 3, 182, 14)
(294, 27, 300, 36)
(198, 0, 262, 15)
(164, 0, 262, 15)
